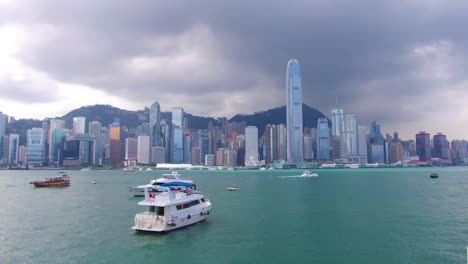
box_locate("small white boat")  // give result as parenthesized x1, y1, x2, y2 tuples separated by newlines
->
(80, 167, 92, 172)
(227, 185, 239, 191)
(132, 183, 211, 233)
(129, 171, 195, 196)
(91, 180, 96, 184)
(300, 170, 319, 177)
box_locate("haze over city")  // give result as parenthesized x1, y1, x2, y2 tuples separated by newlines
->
(1, 0, 468, 139)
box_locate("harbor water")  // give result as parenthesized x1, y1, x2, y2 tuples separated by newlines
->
(1, 168, 468, 263)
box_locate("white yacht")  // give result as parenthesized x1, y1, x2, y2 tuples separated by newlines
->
(132, 183, 211, 233)
(129, 171, 195, 196)
(300, 170, 319, 177)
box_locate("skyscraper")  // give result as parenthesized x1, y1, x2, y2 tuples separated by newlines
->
(286, 59, 303, 164)
(244, 126, 259, 167)
(344, 115, 358, 156)
(8, 134, 19, 164)
(109, 122, 121, 167)
(27, 128, 46, 167)
(171, 107, 184, 163)
(48, 119, 66, 164)
(149, 101, 161, 148)
(137, 135, 150, 164)
(416, 131, 431, 162)
(433, 133, 449, 159)
(316, 118, 330, 160)
(73, 117, 86, 135)
(0, 112, 5, 162)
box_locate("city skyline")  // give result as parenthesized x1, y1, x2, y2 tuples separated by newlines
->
(1, 1, 468, 140)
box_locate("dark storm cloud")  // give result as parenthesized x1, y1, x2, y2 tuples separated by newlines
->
(4, 0, 468, 137)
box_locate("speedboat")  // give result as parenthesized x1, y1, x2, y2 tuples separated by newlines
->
(132, 182, 211, 233)
(129, 171, 196, 196)
(430, 172, 439, 178)
(300, 170, 319, 177)
(30, 172, 70, 187)
(227, 185, 239, 191)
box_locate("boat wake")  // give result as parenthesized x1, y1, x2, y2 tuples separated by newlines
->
(278, 175, 319, 179)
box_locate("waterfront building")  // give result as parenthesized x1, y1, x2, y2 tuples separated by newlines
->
(18, 145, 27, 164)
(205, 154, 215, 166)
(0, 112, 5, 162)
(286, 59, 304, 164)
(357, 125, 368, 158)
(344, 115, 358, 156)
(51, 129, 70, 165)
(415, 131, 431, 162)
(109, 122, 121, 167)
(27, 128, 46, 167)
(369, 121, 384, 145)
(303, 135, 314, 161)
(171, 107, 184, 163)
(223, 149, 237, 167)
(48, 119, 66, 163)
(137, 135, 150, 164)
(73, 117, 86, 135)
(316, 118, 331, 160)
(390, 142, 404, 163)
(370, 144, 385, 163)
(331, 104, 346, 158)
(8, 134, 19, 164)
(125, 138, 138, 161)
(216, 148, 226, 166)
(245, 126, 259, 167)
(191, 147, 201, 165)
(183, 133, 191, 164)
(89, 121, 103, 164)
(151, 146, 166, 164)
(160, 119, 171, 163)
(149, 101, 161, 155)
(433, 133, 450, 160)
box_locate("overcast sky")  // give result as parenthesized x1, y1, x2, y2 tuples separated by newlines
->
(1, 0, 467, 139)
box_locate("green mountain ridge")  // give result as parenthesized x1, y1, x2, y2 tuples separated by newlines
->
(6, 104, 330, 142)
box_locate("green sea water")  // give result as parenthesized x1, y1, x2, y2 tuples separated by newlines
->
(1, 168, 468, 263)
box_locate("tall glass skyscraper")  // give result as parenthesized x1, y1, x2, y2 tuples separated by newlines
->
(286, 59, 303, 164)
(171, 107, 184, 163)
(316, 118, 330, 160)
(149, 101, 161, 147)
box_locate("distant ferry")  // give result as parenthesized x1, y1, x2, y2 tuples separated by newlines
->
(30, 173, 70, 187)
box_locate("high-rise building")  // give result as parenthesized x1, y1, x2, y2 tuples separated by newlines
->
(73, 117, 86, 135)
(48, 119, 66, 163)
(344, 115, 358, 156)
(109, 122, 121, 167)
(149, 101, 161, 150)
(433, 133, 450, 159)
(245, 126, 259, 167)
(369, 121, 384, 145)
(331, 105, 344, 137)
(390, 142, 404, 163)
(27, 128, 46, 167)
(137, 135, 150, 164)
(286, 59, 303, 164)
(416, 131, 431, 162)
(0, 112, 5, 162)
(171, 107, 184, 163)
(183, 133, 191, 164)
(357, 125, 368, 159)
(125, 138, 138, 161)
(303, 135, 314, 161)
(151, 146, 166, 164)
(89, 121, 102, 136)
(8, 134, 19, 164)
(316, 118, 330, 160)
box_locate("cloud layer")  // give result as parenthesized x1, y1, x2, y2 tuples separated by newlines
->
(1, 0, 468, 139)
